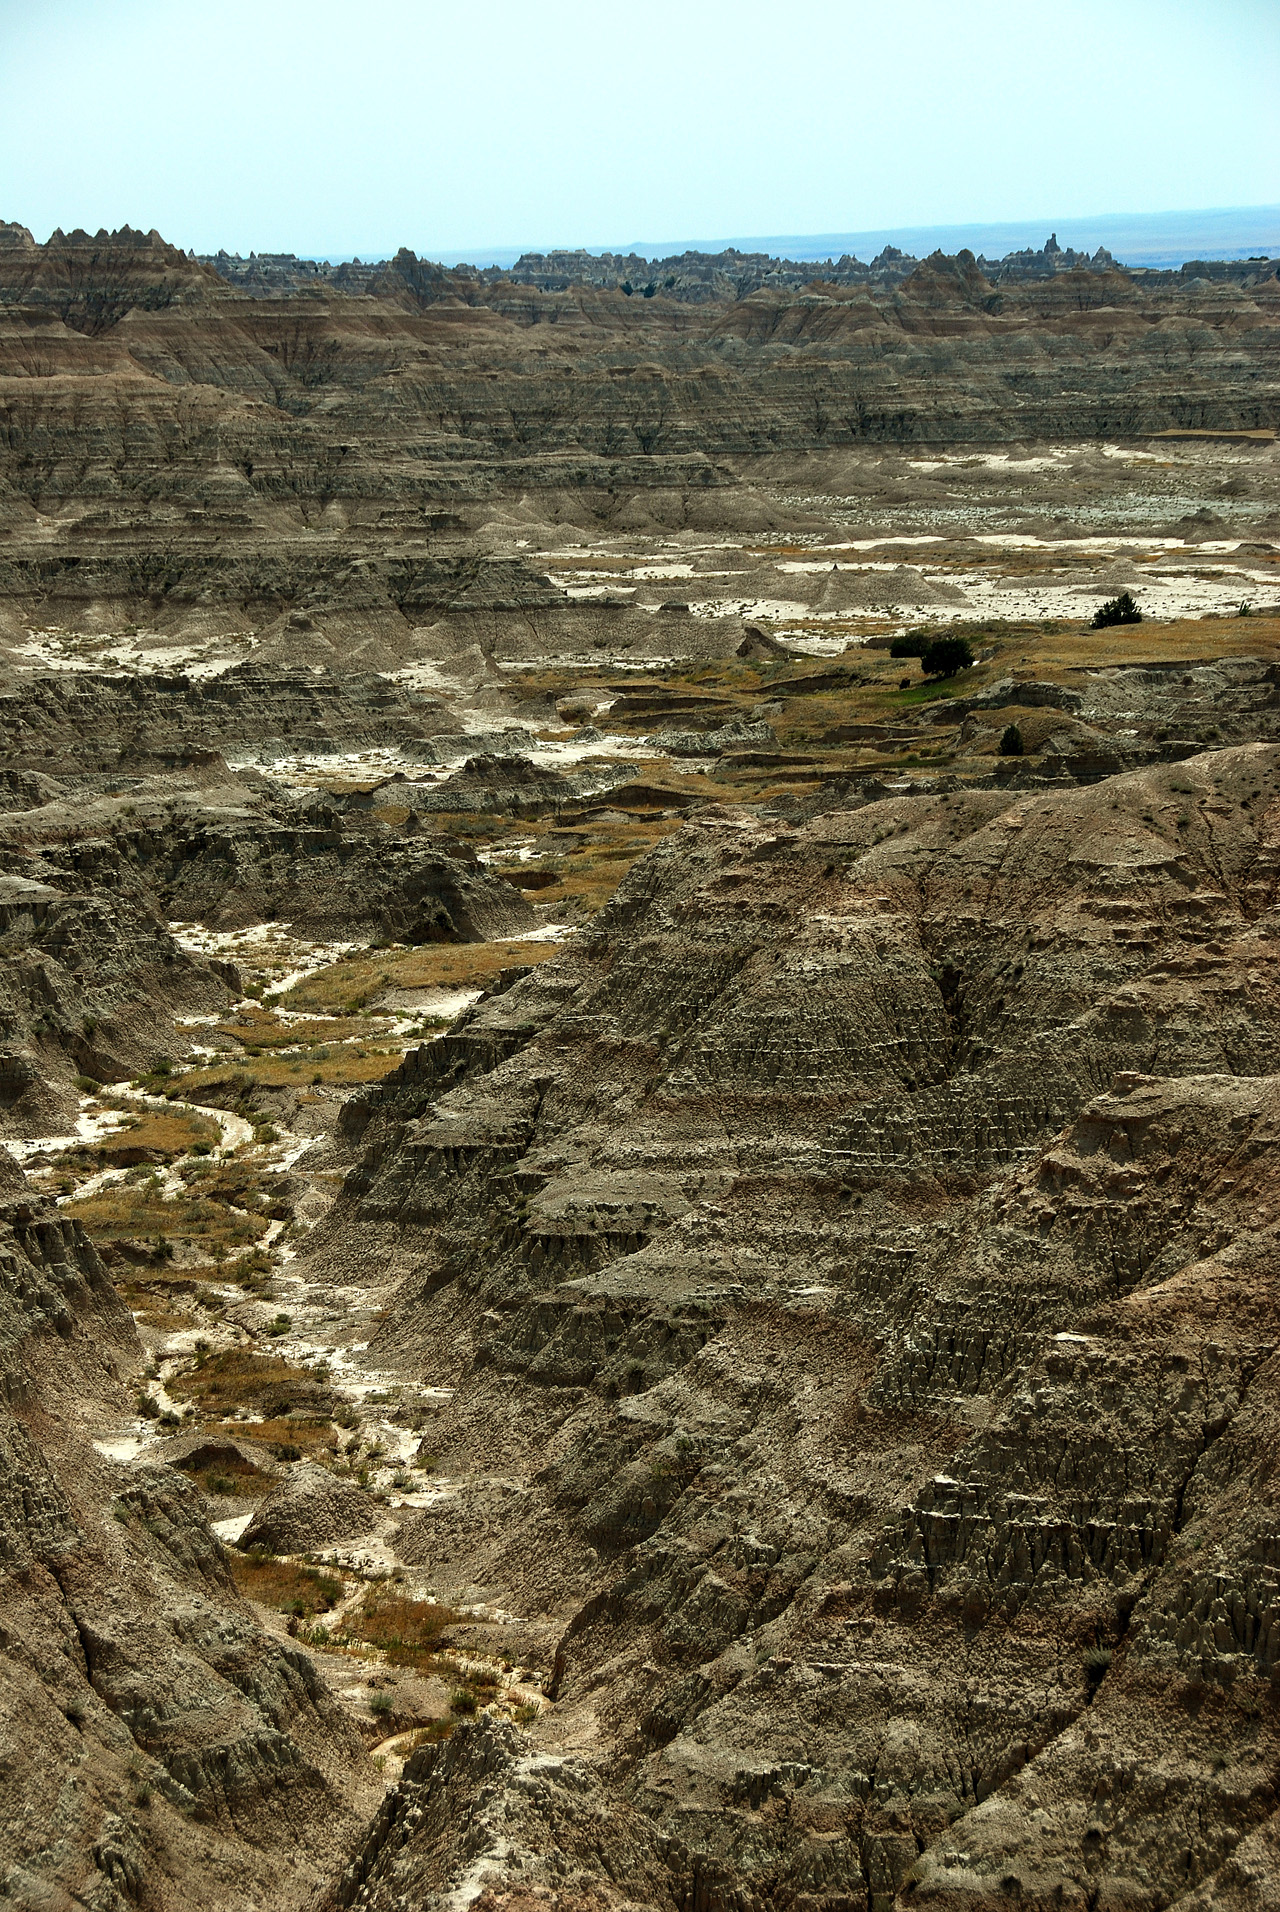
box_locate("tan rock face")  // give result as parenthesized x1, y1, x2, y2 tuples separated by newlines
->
(314, 746, 1280, 1908)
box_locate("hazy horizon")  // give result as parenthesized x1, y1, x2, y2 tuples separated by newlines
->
(160, 203, 1277, 275)
(0, 0, 1274, 262)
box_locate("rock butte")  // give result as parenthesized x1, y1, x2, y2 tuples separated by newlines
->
(0, 227, 1279, 1912)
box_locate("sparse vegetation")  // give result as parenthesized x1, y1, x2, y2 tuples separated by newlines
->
(330, 1590, 463, 1668)
(167, 1347, 337, 1425)
(280, 937, 561, 1016)
(232, 1551, 344, 1615)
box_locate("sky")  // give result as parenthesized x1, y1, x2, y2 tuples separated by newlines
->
(0, 0, 1276, 262)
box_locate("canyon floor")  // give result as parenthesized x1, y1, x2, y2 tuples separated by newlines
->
(3, 418, 1280, 1912)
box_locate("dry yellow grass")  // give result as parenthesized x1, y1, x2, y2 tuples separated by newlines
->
(172, 1048, 404, 1095)
(1008, 611, 1280, 674)
(281, 937, 560, 1015)
(64, 1184, 270, 1248)
(214, 1009, 373, 1050)
(331, 1590, 463, 1667)
(47, 1103, 221, 1171)
(232, 1555, 344, 1614)
(168, 1347, 333, 1421)
(102, 1107, 222, 1161)
(207, 1415, 337, 1453)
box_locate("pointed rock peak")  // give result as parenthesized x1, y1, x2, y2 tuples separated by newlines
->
(903, 248, 997, 302)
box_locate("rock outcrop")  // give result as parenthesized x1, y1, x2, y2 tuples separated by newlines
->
(0, 228, 1274, 582)
(0, 883, 233, 1130)
(0, 1164, 374, 1909)
(310, 743, 1280, 1909)
(240, 1461, 375, 1555)
(0, 664, 453, 774)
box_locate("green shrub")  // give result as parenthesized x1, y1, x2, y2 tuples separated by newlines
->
(369, 1690, 394, 1717)
(922, 635, 975, 678)
(999, 724, 1024, 756)
(1091, 592, 1141, 629)
(890, 631, 930, 659)
(449, 1689, 478, 1716)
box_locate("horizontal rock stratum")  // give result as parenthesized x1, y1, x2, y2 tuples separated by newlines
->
(0, 227, 1275, 533)
(312, 745, 1280, 1908)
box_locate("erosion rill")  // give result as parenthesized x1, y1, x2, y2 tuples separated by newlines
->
(0, 227, 1279, 1912)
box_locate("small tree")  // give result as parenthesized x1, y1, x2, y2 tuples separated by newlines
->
(922, 634, 975, 678)
(1091, 591, 1142, 629)
(890, 631, 931, 659)
(999, 724, 1024, 756)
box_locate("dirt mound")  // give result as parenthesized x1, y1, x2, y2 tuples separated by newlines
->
(240, 1461, 377, 1554)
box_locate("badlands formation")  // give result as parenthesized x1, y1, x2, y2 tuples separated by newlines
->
(0, 224, 1279, 1911)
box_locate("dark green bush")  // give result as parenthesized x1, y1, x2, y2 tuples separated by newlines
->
(922, 635, 975, 678)
(1091, 592, 1142, 629)
(890, 631, 930, 658)
(999, 724, 1025, 756)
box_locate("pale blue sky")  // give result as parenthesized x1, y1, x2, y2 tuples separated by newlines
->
(0, 0, 1275, 260)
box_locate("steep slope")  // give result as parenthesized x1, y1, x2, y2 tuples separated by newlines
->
(314, 744, 1280, 1909)
(0, 1154, 376, 1910)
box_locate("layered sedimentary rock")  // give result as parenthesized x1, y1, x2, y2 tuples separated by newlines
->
(0, 770, 534, 1128)
(0, 1162, 374, 1909)
(0, 663, 455, 772)
(314, 743, 1280, 1909)
(0, 882, 233, 1131)
(0, 228, 1275, 567)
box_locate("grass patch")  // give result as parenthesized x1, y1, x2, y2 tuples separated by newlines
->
(168, 1347, 337, 1421)
(232, 1552, 345, 1615)
(43, 1103, 222, 1173)
(64, 1185, 270, 1250)
(331, 1590, 464, 1668)
(280, 938, 561, 1016)
(177, 1159, 292, 1219)
(206, 1415, 337, 1455)
(214, 1008, 375, 1051)
(163, 1048, 404, 1098)
(189, 1463, 273, 1499)
(98, 1106, 223, 1164)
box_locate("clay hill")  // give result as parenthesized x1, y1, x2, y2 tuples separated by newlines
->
(0, 222, 1273, 650)
(311, 743, 1280, 1910)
